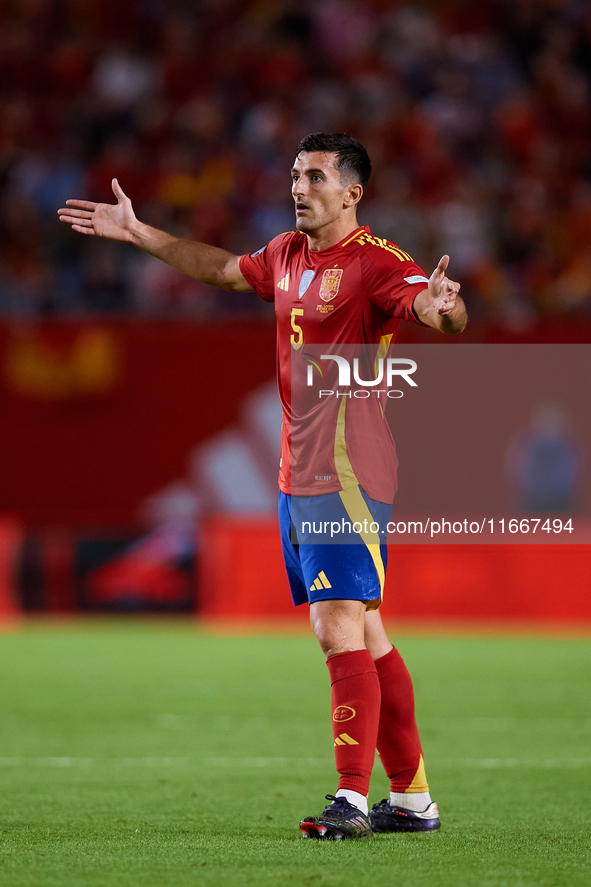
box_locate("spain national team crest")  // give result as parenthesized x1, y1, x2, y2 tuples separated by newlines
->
(319, 267, 343, 302)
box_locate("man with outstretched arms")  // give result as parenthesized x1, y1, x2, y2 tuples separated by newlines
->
(59, 132, 466, 840)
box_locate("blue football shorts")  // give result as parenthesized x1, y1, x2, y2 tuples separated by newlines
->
(278, 485, 391, 609)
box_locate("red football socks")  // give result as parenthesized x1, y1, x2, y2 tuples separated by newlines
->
(326, 649, 381, 796)
(374, 646, 429, 793)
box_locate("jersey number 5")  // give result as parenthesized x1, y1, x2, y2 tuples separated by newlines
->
(290, 307, 304, 350)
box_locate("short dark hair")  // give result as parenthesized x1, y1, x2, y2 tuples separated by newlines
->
(295, 133, 372, 189)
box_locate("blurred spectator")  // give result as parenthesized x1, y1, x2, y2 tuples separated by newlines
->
(505, 402, 584, 512)
(0, 0, 590, 322)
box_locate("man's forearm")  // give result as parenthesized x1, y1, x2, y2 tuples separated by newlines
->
(438, 296, 468, 333)
(414, 290, 468, 333)
(129, 220, 240, 290)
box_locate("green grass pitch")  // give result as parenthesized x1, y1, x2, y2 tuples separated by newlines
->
(0, 619, 590, 887)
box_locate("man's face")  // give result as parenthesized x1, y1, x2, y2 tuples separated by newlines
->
(291, 151, 352, 234)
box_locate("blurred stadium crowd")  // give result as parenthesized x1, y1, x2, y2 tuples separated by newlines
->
(1, 0, 591, 322)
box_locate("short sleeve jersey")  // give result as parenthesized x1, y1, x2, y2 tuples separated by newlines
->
(239, 225, 428, 503)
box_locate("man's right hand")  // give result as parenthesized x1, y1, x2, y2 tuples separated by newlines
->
(58, 178, 137, 242)
(57, 178, 253, 292)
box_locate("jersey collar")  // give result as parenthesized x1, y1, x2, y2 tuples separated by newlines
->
(304, 225, 369, 260)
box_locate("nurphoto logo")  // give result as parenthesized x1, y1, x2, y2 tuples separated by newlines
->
(303, 353, 418, 399)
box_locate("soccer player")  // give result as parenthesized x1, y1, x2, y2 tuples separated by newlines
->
(58, 133, 466, 840)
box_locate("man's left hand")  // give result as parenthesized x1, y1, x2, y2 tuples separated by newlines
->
(428, 254, 461, 315)
(413, 254, 467, 333)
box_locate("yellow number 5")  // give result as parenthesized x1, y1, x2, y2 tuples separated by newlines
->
(290, 307, 304, 350)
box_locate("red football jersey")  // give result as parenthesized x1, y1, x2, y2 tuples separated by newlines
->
(239, 225, 428, 502)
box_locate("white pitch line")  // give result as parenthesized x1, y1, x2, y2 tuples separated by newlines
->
(437, 758, 591, 769)
(0, 756, 332, 768)
(0, 756, 590, 769)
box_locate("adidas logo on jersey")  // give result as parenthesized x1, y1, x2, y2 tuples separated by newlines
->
(334, 733, 359, 746)
(277, 273, 290, 291)
(309, 571, 332, 592)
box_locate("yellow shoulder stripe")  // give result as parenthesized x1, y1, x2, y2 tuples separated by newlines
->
(342, 231, 413, 262)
